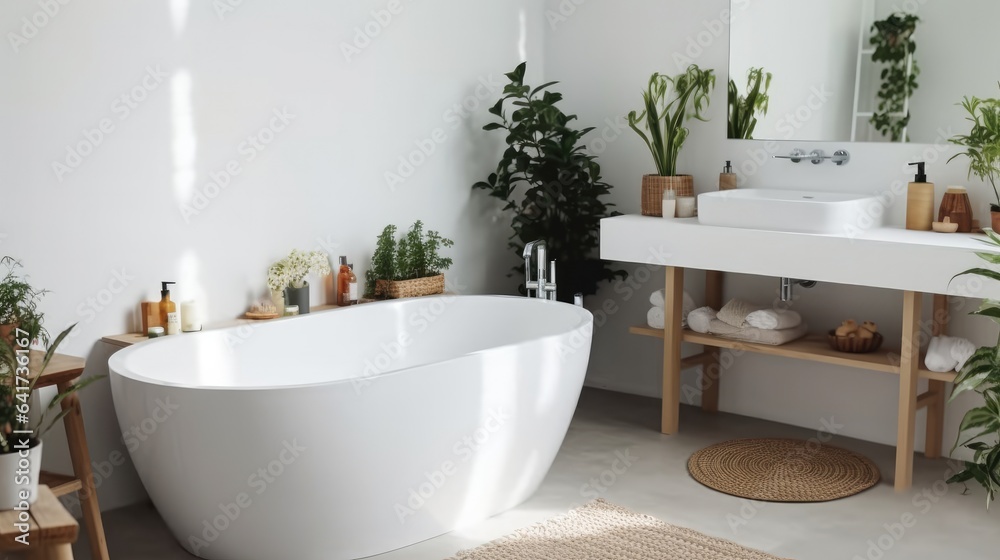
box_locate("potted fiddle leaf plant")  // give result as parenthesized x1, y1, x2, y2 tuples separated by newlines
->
(628, 64, 716, 216)
(949, 85, 1000, 232)
(267, 250, 331, 314)
(728, 67, 772, 140)
(948, 229, 1000, 508)
(365, 221, 453, 300)
(473, 62, 625, 301)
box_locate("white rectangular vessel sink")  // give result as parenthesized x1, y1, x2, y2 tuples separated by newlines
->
(698, 188, 883, 234)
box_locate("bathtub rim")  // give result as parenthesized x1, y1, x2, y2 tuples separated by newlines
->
(108, 295, 594, 392)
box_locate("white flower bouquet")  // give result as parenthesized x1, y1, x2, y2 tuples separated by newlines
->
(267, 250, 331, 292)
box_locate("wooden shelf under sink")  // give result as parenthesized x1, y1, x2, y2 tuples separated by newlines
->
(629, 326, 958, 383)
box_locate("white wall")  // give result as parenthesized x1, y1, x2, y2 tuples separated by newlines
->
(729, 0, 862, 142)
(1, 0, 543, 512)
(545, 0, 992, 458)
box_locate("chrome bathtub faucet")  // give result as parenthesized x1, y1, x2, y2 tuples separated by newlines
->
(523, 240, 558, 301)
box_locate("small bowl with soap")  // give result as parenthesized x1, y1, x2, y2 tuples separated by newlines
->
(828, 320, 883, 354)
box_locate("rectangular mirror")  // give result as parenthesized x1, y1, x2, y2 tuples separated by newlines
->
(728, 0, 1000, 144)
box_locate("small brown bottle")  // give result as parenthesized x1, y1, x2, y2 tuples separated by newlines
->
(337, 257, 350, 306)
(158, 282, 177, 333)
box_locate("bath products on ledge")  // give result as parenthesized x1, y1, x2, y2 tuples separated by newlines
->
(661, 189, 676, 219)
(337, 256, 358, 306)
(719, 160, 737, 191)
(905, 162, 934, 231)
(676, 197, 697, 218)
(181, 301, 202, 332)
(938, 186, 973, 233)
(158, 282, 177, 334)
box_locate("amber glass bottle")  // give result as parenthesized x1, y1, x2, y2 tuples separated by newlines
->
(337, 256, 351, 306)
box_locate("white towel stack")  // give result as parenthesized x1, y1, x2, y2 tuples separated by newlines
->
(687, 298, 807, 346)
(647, 290, 696, 329)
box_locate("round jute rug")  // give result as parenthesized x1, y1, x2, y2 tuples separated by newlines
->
(688, 438, 881, 502)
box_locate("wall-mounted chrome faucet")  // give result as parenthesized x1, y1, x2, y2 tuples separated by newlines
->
(774, 149, 850, 166)
(779, 277, 817, 302)
(523, 240, 558, 301)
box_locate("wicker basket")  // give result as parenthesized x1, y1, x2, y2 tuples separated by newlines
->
(827, 330, 884, 354)
(641, 175, 694, 216)
(376, 274, 445, 299)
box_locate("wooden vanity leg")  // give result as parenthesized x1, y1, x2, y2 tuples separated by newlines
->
(58, 387, 110, 560)
(895, 291, 923, 492)
(701, 271, 724, 413)
(662, 267, 685, 434)
(925, 294, 950, 459)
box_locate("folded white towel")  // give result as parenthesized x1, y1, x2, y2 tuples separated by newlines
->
(650, 290, 696, 316)
(707, 319, 809, 346)
(746, 309, 803, 330)
(647, 307, 665, 330)
(717, 298, 767, 328)
(951, 337, 977, 372)
(687, 307, 717, 334)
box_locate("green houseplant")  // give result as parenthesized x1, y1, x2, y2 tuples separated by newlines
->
(949, 84, 1000, 231)
(473, 62, 625, 301)
(728, 67, 772, 140)
(948, 229, 1000, 508)
(628, 65, 715, 216)
(0, 259, 104, 508)
(0, 257, 48, 349)
(870, 13, 920, 142)
(267, 250, 331, 314)
(365, 221, 453, 300)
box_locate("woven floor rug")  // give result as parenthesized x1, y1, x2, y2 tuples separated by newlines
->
(689, 438, 881, 502)
(446, 499, 788, 559)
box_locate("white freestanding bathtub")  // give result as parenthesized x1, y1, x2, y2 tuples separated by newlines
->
(109, 295, 593, 560)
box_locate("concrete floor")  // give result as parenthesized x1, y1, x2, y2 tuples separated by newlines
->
(69, 388, 996, 559)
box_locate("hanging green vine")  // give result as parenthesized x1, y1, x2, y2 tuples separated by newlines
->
(869, 13, 920, 142)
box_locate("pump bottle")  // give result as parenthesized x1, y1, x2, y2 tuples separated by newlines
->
(905, 162, 934, 231)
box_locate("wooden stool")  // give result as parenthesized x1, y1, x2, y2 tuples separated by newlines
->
(0, 485, 79, 559)
(29, 352, 109, 560)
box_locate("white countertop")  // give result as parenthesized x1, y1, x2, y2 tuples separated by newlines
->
(600, 215, 1000, 299)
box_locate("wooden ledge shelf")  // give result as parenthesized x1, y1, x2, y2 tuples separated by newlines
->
(629, 326, 958, 383)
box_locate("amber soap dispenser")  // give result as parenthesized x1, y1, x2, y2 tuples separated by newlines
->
(158, 282, 177, 333)
(905, 162, 934, 231)
(337, 257, 357, 306)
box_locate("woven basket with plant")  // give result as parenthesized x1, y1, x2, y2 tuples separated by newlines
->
(366, 221, 453, 300)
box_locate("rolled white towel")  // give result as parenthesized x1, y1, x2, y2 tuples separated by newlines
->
(647, 307, 665, 330)
(650, 290, 696, 318)
(687, 307, 717, 334)
(648, 306, 689, 330)
(746, 309, 803, 331)
(950, 337, 977, 372)
(717, 298, 767, 328)
(925, 336, 959, 373)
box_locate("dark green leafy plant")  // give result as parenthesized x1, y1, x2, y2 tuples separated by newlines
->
(365, 221, 454, 299)
(728, 67, 772, 140)
(628, 65, 716, 176)
(870, 13, 920, 142)
(948, 229, 1000, 507)
(473, 62, 625, 300)
(0, 256, 49, 348)
(365, 225, 397, 298)
(949, 86, 1000, 212)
